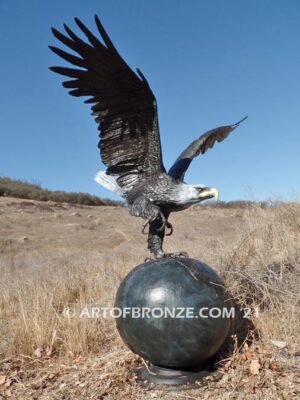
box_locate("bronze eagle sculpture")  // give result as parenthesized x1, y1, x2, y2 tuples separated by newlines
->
(50, 15, 247, 259)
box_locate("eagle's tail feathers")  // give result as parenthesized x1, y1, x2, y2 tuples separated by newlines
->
(94, 171, 123, 196)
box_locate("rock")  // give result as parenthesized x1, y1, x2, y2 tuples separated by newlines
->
(249, 359, 261, 375)
(53, 213, 62, 219)
(270, 340, 287, 349)
(19, 236, 29, 242)
(64, 223, 80, 228)
(70, 212, 81, 217)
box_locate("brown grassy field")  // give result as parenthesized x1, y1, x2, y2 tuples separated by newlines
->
(0, 196, 299, 399)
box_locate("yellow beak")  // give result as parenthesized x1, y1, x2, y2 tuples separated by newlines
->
(198, 187, 219, 201)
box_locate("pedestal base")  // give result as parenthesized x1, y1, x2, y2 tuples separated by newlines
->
(136, 363, 216, 386)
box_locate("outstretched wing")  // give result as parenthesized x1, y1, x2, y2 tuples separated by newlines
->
(49, 15, 165, 192)
(168, 117, 247, 181)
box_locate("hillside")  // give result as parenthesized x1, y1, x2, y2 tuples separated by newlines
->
(0, 196, 299, 399)
(0, 177, 122, 206)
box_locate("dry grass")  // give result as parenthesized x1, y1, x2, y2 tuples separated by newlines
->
(222, 202, 300, 352)
(0, 252, 128, 359)
(0, 197, 299, 398)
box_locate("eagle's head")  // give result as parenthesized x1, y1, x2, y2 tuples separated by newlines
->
(175, 184, 219, 205)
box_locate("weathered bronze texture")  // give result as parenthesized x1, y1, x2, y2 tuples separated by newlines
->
(115, 258, 232, 371)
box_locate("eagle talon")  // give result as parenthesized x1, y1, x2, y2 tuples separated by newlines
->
(142, 211, 162, 235)
(157, 219, 173, 235)
(152, 251, 189, 260)
(146, 250, 188, 262)
(168, 251, 189, 258)
(165, 221, 173, 236)
(142, 219, 151, 235)
(177, 251, 189, 258)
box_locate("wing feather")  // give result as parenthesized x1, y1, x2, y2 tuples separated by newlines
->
(49, 46, 86, 68)
(50, 15, 165, 192)
(168, 117, 247, 181)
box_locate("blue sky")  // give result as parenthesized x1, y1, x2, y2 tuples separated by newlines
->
(0, 0, 299, 201)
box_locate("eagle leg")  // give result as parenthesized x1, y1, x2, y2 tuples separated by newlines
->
(129, 196, 174, 258)
(142, 209, 172, 235)
(156, 219, 173, 235)
(148, 217, 189, 260)
(129, 195, 169, 235)
(146, 208, 172, 259)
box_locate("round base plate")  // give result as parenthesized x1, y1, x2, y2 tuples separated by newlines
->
(136, 363, 216, 387)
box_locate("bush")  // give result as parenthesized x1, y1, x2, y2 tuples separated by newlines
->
(0, 177, 123, 207)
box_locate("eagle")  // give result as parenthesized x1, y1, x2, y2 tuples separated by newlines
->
(49, 15, 247, 259)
